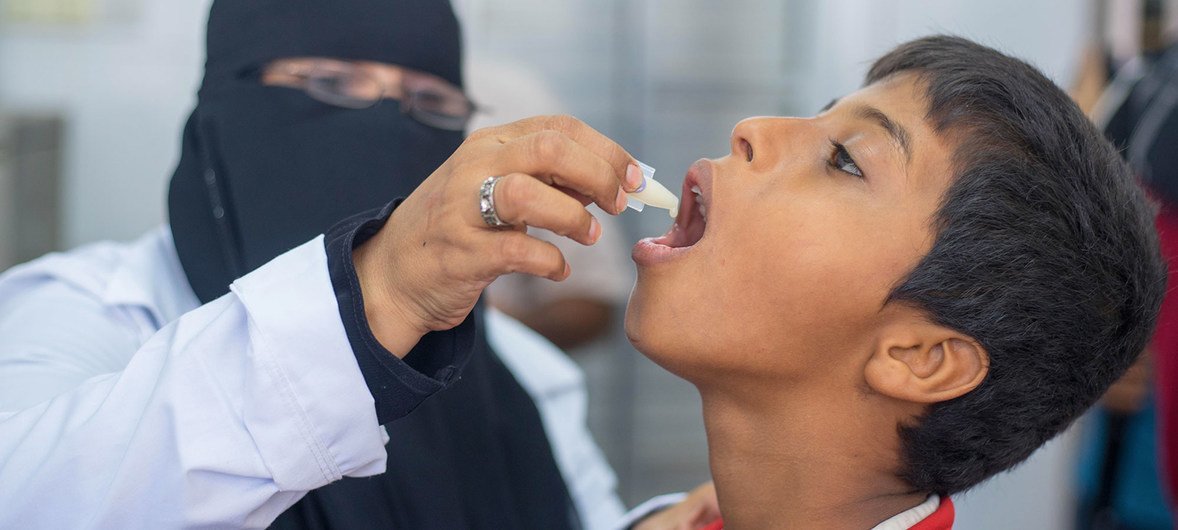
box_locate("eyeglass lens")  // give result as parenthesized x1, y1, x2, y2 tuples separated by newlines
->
(300, 65, 475, 130)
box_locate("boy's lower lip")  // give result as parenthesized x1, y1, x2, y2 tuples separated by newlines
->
(632, 236, 692, 266)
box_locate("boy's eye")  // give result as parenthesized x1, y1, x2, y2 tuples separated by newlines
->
(828, 140, 864, 178)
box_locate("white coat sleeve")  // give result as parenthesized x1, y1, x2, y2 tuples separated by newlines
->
(0, 237, 389, 529)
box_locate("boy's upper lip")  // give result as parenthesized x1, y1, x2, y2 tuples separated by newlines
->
(678, 158, 714, 227)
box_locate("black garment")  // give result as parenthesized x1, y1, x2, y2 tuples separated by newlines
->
(273, 204, 579, 530)
(170, 0, 464, 303)
(201, 0, 462, 95)
(168, 84, 459, 303)
(165, 0, 580, 527)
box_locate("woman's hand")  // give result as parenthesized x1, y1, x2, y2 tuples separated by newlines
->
(353, 115, 642, 356)
(635, 482, 720, 530)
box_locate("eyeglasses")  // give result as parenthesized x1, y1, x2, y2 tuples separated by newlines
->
(261, 59, 477, 131)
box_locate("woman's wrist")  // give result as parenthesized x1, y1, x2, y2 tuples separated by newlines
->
(352, 234, 428, 358)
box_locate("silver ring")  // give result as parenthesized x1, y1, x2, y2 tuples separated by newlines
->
(479, 176, 511, 228)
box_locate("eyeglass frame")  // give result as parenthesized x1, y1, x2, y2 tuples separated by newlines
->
(256, 58, 479, 131)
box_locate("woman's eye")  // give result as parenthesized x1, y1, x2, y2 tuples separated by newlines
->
(829, 140, 864, 178)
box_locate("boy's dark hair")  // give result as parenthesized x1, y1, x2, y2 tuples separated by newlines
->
(870, 36, 1166, 494)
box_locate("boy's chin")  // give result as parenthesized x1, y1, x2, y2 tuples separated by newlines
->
(624, 293, 704, 382)
(623, 298, 658, 356)
(625, 294, 670, 355)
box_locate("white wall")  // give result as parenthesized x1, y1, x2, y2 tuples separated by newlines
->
(788, 0, 1092, 113)
(0, 0, 210, 247)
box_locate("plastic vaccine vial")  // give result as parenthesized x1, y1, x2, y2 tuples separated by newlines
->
(626, 161, 680, 218)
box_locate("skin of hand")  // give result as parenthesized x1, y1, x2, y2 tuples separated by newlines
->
(352, 115, 643, 356)
(634, 481, 721, 530)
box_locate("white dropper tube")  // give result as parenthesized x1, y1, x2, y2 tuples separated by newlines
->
(626, 161, 680, 218)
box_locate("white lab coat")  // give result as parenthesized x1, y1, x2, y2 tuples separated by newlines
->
(0, 227, 625, 529)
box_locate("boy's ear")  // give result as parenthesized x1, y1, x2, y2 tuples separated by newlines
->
(864, 309, 989, 404)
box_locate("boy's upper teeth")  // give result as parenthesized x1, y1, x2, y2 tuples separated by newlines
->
(690, 184, 708, 220)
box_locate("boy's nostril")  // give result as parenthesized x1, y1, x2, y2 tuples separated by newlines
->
(741, 139, 754, 162)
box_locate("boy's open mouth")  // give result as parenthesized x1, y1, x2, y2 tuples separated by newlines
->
(632, 160, 712, 264)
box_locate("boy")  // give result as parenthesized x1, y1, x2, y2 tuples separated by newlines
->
(624, 35, 1166, 529)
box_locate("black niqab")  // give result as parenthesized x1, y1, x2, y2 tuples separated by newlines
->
(170, 0, 464, 302)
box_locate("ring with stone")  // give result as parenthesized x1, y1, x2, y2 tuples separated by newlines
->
(479, 175, 511, 228)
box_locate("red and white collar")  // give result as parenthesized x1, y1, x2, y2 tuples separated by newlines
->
(700, 495, 954, 530)
(874, 495, 953, 530)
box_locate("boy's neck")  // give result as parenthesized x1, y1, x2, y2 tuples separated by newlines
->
(698, 381, 928, 530)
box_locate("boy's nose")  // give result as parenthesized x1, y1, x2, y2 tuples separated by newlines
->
(730, 116, 811, 169)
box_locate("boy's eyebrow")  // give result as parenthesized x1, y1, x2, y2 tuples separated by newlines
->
(853, 104, 913, 163)
(820, 98, 839, 112)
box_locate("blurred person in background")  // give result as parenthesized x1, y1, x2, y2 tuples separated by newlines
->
(1071, 1, 1178, 527)
(0, 0, 658, 528)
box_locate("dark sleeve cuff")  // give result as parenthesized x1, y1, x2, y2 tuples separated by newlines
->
(323, 200, 476, 425)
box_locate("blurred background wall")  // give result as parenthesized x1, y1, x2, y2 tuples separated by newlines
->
(1, 1, 1168, 528)
(0, 0, 205, 253)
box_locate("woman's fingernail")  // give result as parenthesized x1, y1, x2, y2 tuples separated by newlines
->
(615, 187, 628, 212)
(588, 217, 602, 243)
(626, 163, 645, 191)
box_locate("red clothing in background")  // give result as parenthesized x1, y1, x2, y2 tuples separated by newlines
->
(1152, 203, 1178, 506)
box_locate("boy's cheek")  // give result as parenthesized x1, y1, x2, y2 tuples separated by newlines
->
(726, 227, 908, 336)
(735, 221, 883, 300)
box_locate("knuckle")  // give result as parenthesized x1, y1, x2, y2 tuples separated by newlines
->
(530, 130, 565, 163)
(514, 115, 545, 129)
(546, 114, 580, 132)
